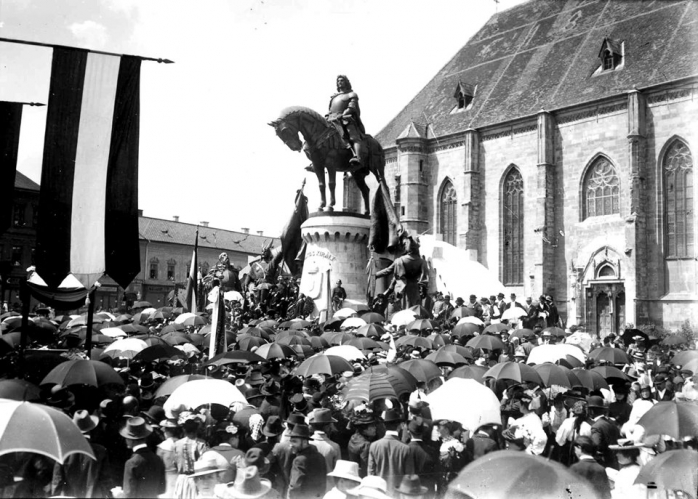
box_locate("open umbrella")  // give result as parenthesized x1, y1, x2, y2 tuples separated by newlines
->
(155, 374, 209, 398)
(360, 312, 385, 324)
(133, 344, 186, 363)
(407, 319, 438, 333)
(66, 315, 105, 329)
(163, 379, 247, 412)
(355, 323, 385, 339)
(427, 333, 451, 348)
(41, 359, 124, 388)
(457, 316, 485, 326)
(239, 327, 271, 340)
(236, 335, 268, 351)
(671, 350, 698, 367)
(255, 343, 296, 360)
(484, 362, 543, 385)
(179, 315, 206, 327)
(466, 335, 505, 351)
(542, 326, 566, 339)
(205, 351, 264, 367)
(591, 365, 629, 382)
(621, 328, 649, 346)
(161, 323, 186, 334)
(452, 323, 480, 338)
(341, 317, 367, 329)
(102, 338, 148, 359)
(161, 332, 193, 346)
(636, 401, 698, 439)
(276, 335, 311, 347)
(0, 400, 95, 463)
(308, 336, 329, 350)
(439, 344, 474, 360)
(174, 312, 198, 324)
(333, 308, 358, 319)
(390, 309, 417, 327)
(662, 334, 688, 347)
(0, 379, 42, 401)
(408, 305, 433, 319)
(527, 344, 586, 365)
(425, 350, 469, 366)
(275, 330, 310, 340)
(291, 344, 314, 358)
(399, 359, 442, 384)
(343, 371, 398, 402)
(132, 300, 152, 309)
(396, 335, 433, 350)
(427, 378, 501, 431)
(483, 323, 510, 335)
(634, 449, 698, 495)
(257, 319, 279, 329)
(501, 307, 528, 321)
(588, 347, 631, 365)
(532, 363, 573, 388)
(447, 451, 597, 498)
(99, 327, 128, 338)
(448, 365, 488, 384)
(571, 368, 609, 391)
(364, 365, 417, 397)
(295, 354, 353, 377)
(290, 319, 312, 329)
(450, 306, 474, 319)
(326, 332, 355, 346)
(325, 345, 366, 361)
(556, 355, 585, 369)
(508, 328, 536, 341)
(140, 335, 169, 347)
(344, 337, 384, 353)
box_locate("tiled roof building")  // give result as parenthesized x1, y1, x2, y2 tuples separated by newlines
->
(377, 0, 697, 334)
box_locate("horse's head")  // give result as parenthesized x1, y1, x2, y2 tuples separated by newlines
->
(269, 118, 303, 152)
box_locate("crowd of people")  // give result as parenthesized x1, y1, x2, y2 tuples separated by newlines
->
(0, 282, 696, 499)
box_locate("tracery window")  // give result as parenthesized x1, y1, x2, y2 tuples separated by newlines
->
(584, 158, 619, 219)
(664, 141, 694, 258)
(439, 180, 457, 246)
(503, 169, 524, 285)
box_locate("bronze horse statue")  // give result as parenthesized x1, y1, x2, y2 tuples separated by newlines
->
(269, 106, 386, 214)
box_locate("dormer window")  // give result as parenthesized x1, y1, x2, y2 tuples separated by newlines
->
(595, 37, 624, 74)
(452, 82, 475, 113)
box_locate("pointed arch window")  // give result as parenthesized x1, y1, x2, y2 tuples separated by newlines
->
(664, 140, 694, 258)
(584, 157, 619, 219)
(503, 168, 524, 285)
(440, 181, 457, 246)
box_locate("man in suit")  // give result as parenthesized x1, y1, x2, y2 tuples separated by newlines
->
(569, 436, 612, 499)
(652, 374, 674, 401)
(368, 409, 413, 492)
(288, 423, 327, 499)
(120, 417, 166, 498)
(404, 417, 436, 495)
(587, 396, 620, 469)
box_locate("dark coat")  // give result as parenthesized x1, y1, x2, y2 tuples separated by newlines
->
(368, 434, 413, 491)
(123, 446, 166, 498)
(406, 440, 437, 493)
(570, 457, 612, 499)
(288, 444, 327, 499)
(464, 433, 498, 464)
(51, 441, 112, 498)
(590, 416, 620, 469)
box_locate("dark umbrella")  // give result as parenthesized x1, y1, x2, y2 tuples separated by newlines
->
(396, 335, 433, 351)
(360, 312, 385, 324)
(239, 327, 271, 340)
(364, 365, 417, 397)
(308, 336, 329, 350)
(541, 327, 565, 339)
(345, 337, 384, 353)
(407, 319, 438, 333)
(0, 379, 42, 401)
(466, 335, 505, 351)
(556, 355, 585, 369)
(408, 305, 433, 319)
(204, 351, 264, 367)
(452, 323, 480, 339)
(133, 344, 187, 363)
(294, 354, 352, 377)
(448, 365, 488, 384)
(120, 324, 148, 334)
(161, 323, 186, 334)
(662, 334, 688, 347)
(427, 333, 451, 348)
(327, 332, 354, 346)
(138, 335, 169, 347)
(277, 335, 312, 347)
(591, 365, 629, 382)
(571, 368, 609, 391)
(355, 323, 385, 339)
(236, 335, 268, 351)
(636, 401, 698, 440)
(621, 328, 649, 346)
(437, 344, 474, 360)
(398, 359, 442, 384)
(41, 360, 124, 388)
(450, 307, 474, 319)
(343, 371, 398, 402)
(425, 350, 468, 367)
(256, 343, 295, 360)
(509, 328, 536, 341)
(323, 317, 344, 332)
(275, 330, 310, 340)
(588, 347, 631, 365)
(279, 320, 295, 329)
(155, 374, 210, 398)
(161, 332, 193, 346)
(483, 323, 510, 335)
(291, 344, 314, 358)
(532, 363, 573, 388)
(484, 362, 543, 385)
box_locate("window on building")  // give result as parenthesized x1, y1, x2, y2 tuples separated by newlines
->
(149, 257, 159, 279)
(394, 174, 401, 218)
(503, 168, 524, 285)
(11, 246, 22, 267)
(167, 260, 176, 281)
(453, 82, 475, 112)
(13, 204, 25, 227)
(664, 140, 694, 258)
(439, 180, 457, 246)
(584, 157, 620, 219)
(597, 37, 623, 73)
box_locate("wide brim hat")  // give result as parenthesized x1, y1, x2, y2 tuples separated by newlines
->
(224, 466, 272, 499)
(609, 438, 647, 451)
(120, 416, 153, 440)
(327, 460, 361, 483)
(244, 448, 270, 474)
(395, 475, 428, 496)
(260, 381, 280, 396)
(73, 410, 99, 433)
(159, 418, 178, 429)
(288, 423, 311, 439)
(310, 408, 337, 424)
(381, 409, 403, 423)
(190, 459, 226, 477)
(46, 385, 76, 409)
(262, 416, 284, 437)
(246, 371, 265, 386)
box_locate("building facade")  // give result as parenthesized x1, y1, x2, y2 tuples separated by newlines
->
(375, 0, 697, 335)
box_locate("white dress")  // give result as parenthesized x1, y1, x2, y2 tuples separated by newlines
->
(607, 464, 647, 499)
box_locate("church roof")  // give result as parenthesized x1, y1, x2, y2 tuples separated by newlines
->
(377, 0, 698, 146)
(15, 171, 40, 192)
(138, 217, 279, 255)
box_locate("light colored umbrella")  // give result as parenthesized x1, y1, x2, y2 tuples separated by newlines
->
(100, 327, 128, 338)
(163, 379, 246, 412)
(527, 344, 586, 365)
(457, 316, 484, 326)
(103, 338, 148, 359)
(426, 378, 501, 431)
(66, 315, 105, 328)
(0, 400, 95, 464)
(342, 317, 367, 329)
(224, 290, 244, 302)
(174, 312, 198, 324)
(501, 307, 528, 321)
(636, 401, 698, 439)
(634, 449, 698, 495)
(325, 345, 366, 361)
(175, 343, 200, 357)
(333, 308, 358, 319)
(390, 309, 417, 327)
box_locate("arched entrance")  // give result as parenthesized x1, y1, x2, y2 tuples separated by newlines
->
(581, 248, 626, 338)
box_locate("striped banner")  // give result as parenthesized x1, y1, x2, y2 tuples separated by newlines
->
(36, 48, 141, 290)
(185, 229, 199, 313)
(0, 102, 23, 235)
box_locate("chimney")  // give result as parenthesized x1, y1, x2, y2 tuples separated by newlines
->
(173, 215, 179, 222)
(138, 209, 143, 217)
(241, 228, 249, 234)
(200, 221, 209, 227)
(257, 230, 264, 236)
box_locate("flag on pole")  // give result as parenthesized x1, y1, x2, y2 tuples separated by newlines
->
(0, 102, 23, 235)
(35, 47, 141, 290)
(208, 287, 227, 357)
(185, 228, 199, 313)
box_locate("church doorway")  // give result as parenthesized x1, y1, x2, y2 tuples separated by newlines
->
(586, 283, 625, 338)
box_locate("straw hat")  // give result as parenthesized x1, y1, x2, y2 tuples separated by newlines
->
(348, 476, 390, 499)
(73, 410, 99, 433)
(190, 458, 225, 478)
(327, 460, 361, 483)
(119, 417, 153, 440)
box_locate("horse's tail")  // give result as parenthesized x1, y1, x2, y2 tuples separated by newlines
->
(366, 135, 386, 183)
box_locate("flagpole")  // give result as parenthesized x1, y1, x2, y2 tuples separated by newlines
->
(84, 287, 97, 360)
(2, 101, 45, 107)
(17, 278, 31, 378)
(0, 37, 174, 64)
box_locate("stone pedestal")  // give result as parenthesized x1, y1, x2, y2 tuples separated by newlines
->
(299, 212, 370, 313)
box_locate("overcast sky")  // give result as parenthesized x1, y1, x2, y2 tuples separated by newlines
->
(1, 0, 527, 236)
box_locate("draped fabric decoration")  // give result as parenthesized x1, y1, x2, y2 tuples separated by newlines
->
(0, 102, 23, 235)
(35, 47, 141, 290)
(185, 229, 199, 313)
(208, 287, 227, 358)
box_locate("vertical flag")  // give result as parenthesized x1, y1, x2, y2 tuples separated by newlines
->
(35, 47, 141, 290)
(185, 228, 199, 313)
(0, 102, 23, 235)
(208, 287, 227, 357)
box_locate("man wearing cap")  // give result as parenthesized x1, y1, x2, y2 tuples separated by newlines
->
(368, 409, 413, 491)
(309, 409, 341, 490)
(119, 417, 166, 498)
(269, 412, 306, 494)
(51, 410, 112, 498)
(324, 460, 361, 499)
(587, 396, 620, 469)
(288, 423, 327, 499)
